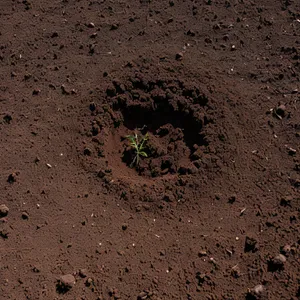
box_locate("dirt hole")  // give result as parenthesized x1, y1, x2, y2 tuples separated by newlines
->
(100, 74, 211, 177)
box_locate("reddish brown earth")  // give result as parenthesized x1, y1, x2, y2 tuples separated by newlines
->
(0, 0, 300, 299)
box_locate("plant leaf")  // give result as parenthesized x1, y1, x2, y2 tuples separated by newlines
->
(126, 131, 149, 165)
(126, 135, 138, 149)
(139, 151, 148, 157)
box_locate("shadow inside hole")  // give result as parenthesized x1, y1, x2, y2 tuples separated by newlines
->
(122, 148, 136, 167)
(121, 103, 208, 151)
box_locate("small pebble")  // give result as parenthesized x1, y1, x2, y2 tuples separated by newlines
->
(176, 52, 184, 61)
(32, 89, 41, 95)
(32, 266, 40, 273)
(22, 212, 29, 220)
(138, 291, 148, 300)
(85, 277, 94, 287)
(187, 29, 195, 36)
(79, 269, 88, 278)
(287, 147, 297, 156)
(276, 104, 286, 117)
(61, 84, 70, 95)
(83, 148, 92, 156)
(273, 254, 286, 265)
(89, 102, 96, 111)
(57, 274, 76, 293)
(24, 73, 32, 80)
(268, 254, 286, 271)
(253, 284, 265, 295)
(282, 244, 291, 255)
(198, 250, 207, 257)
(111, 24, 119, 30)
(51, 32, 58, 38)
(0, 204, 9, 217)
(231, 265, 241, 278)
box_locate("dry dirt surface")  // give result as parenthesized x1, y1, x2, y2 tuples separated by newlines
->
(0, 0, 300, 299)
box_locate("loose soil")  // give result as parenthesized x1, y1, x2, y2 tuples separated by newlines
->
(0, 1, 299, 299)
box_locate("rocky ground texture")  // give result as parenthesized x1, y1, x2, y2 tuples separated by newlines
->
(0, 0, 299, 299)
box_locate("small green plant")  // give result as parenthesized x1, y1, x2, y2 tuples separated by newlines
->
(126, 132, 149, 167)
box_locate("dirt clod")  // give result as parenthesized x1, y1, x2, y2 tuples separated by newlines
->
(51, 32, 58, 38)
(280, 196, 293, 207)
(3, 114, 12, 124)
(7, 172, 19, 183)
(83, 147, 92, 156)
(32, 89, 41, 95)
(0, 227, 9, 239)
(228, 194, 236, 204)
(231, 265, 241, 278)
(244, 236, 258, 253)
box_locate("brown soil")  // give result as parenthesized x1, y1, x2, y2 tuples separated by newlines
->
(0, 1, 299, 299)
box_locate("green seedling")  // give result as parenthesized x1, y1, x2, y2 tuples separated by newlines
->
(126, 132, 149, 167)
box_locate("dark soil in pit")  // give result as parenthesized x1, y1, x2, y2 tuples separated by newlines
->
(91, 73, 211, 178)
(0, 0, 300, 299)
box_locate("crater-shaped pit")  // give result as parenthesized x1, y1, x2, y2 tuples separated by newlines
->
(103, 74, 211, 177)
